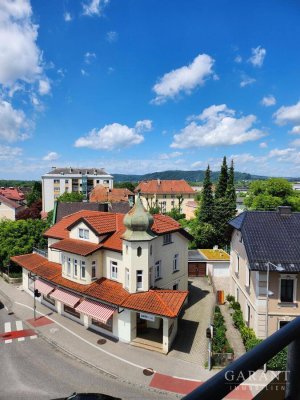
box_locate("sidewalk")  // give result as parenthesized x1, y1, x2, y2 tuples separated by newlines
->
(0, 279, 273, 398)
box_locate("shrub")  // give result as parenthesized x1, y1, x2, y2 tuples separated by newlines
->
(245, 337, 262, 351)
(212, 306, 233, 354)
(231, 301, 241, 311)
(267, 348, 288, 370)
(232, 309, 244, 330)
(226, 294, 235, 303)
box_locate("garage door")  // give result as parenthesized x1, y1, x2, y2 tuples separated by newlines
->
(188, 262, 206, 277)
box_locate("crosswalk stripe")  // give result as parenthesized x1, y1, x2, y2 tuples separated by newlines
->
(4, 322, 12, 344)
(30, 335, 37, 340)
(16, 321, 25, 341)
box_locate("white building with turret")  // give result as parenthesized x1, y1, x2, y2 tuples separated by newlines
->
(12, 196, 190, 353)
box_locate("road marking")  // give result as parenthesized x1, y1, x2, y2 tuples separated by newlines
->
(4, 322, 12, 343)
(30, 335, 37, 340)
(16, 320, 25, 341)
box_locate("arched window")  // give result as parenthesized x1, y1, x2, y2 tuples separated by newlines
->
(137, 246, 142, 257)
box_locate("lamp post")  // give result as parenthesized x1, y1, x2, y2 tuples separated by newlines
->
(28, 272, 38, 320)
(264, 261, 285, 372)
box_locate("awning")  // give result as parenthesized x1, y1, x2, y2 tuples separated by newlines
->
(51, 288, 81, 308)
(75, 299, 115, 324)
(35, 279, 55, 296)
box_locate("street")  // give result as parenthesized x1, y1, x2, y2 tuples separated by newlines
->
(0, 307, 171, 400)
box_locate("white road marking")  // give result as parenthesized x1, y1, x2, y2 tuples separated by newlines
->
(4, 322, 12, 343)
(16, 320, 25, 341)
(30, 335, 37, 340)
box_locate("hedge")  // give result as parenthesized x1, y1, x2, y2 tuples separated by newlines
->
(226, 296, 287, 370)
(212, 306, 234, 354)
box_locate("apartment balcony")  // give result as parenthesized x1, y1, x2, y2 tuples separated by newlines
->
(183, 316, 300, 400)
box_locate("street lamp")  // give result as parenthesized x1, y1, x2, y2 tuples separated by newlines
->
(28, 272, 40, 320)
(264, 261, 285, 372)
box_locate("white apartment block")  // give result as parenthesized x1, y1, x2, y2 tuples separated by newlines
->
(42, 167, 114, 212)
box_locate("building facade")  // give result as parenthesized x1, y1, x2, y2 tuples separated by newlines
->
(135, 179, 196, 216)
(0, 194, 25, 221)
(12, 196, 190, 353)
(42, 167, 114, 212)
(229, 206, 300, 339)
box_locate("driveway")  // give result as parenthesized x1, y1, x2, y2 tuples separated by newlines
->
(168, 277, 215, 365)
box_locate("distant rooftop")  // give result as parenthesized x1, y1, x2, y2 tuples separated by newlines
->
(44, 167, 112, 176)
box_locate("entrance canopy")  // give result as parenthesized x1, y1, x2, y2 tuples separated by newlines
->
(75, 299, 115, 324)
(51, 288, 81, 307)
(35, 279, 55, 296)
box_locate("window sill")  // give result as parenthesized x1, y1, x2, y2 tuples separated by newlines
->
(155, 277, 162, 282)
(278, 302, 297, 308)
(173, 270, 180, 274)
(163, 242, 173, 246)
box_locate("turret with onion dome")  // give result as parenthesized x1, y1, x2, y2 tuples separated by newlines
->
(122, 193, 157, 241)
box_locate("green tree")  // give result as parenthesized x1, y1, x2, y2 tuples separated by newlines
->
(0, 219, 48, 268)
(57, 192, 84, 202)
(166, 208, 185, 221)
(198, 165, 214, 224)
(114, 182, 136, 192)
(226, 160, 237, 215)
(26, 180, 42, 206)
(244, 178, 297, 210)
(215, 156, 228, 199)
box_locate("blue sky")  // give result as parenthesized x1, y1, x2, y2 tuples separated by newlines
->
(1, 0, 300, 179)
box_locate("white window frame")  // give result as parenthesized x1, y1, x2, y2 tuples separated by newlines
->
(279, 275, 297, 303)
(80, 260, 86, 280)
(74, 259, 78, 277)
(91, 261, 96, 279)
(136, 270, 143, 290)
(245, 265, 250, 287)
(67, 257, 71, 276)
(110, 261, 118, 280)
(173, 254, 179, 272)
(163, 233, 172, 245)
(234, 252, 240, 274)
(79, 228, 89, 240)
(125, 268, 130, 289)
(155, 261, 161, 280)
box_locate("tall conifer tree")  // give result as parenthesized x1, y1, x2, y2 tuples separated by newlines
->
(199, 165, 214, 223)
(226, 159, 237, 216)
(215, 156, 228, 199)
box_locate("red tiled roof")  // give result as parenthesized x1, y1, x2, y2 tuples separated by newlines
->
(50, 238, 103, 256)
(122, 290, 188, 318)
(0, 194, 23, 209)
(12, 253, 187, 317)
(0, 187, 24, 201)
(135, 180, 195, 195)
(85, 278, 130, 305)
(44, 210, 102, 239)
(44, 210, 183, 248)
(90, 185, 133, 203)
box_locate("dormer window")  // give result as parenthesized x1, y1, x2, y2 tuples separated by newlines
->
(79, 228, 89, 240)
(137, 247, 142, 257)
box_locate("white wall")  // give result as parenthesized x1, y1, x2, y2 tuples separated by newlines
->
(69, 221, 99, 244)
(0, 202, 16, 220)
(207, 261, 230, 277)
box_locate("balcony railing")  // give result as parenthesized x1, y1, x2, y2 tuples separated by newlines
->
(32, 247, 48, 258)
(182, 316, 300, 400)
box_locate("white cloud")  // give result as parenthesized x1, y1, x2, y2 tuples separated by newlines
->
(82, 0, 109, 16)
(64, 12, 72, 22)
(0, 100, 31, 142)
(230, 153, 256, 164)
(81, 69, 88, 76)
(249, 46, 266, 67)
(261, 95, 276, 107)
(273, 101, 300, 126)
(151, 54, 215, 105)
(106, 31, 118, 43)
(0, 0, 43, 86)
(291, 139, 300, 147)
(159, 151, 182, 160)
(234, 55, 242, 63)
(74, 120, 153, 150)
(43, 151, 60, 161)
(291, 126, 300, 134)
(84, 52, 96, 64)
(268, 148, 294, 158)
(259, 142, 268, 148)
(171, 104, 265, 149)
(38, 79, 51, 95)
(191, 160, 205, 169)
(240, 76, 256, 87)
(0, 144, 22, 160)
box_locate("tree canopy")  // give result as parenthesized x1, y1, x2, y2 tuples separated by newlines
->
(57, 192, 84, 202)
(244, 178, 299, 211)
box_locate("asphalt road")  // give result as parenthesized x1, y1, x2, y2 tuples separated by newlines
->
(0, 307, 171, 400)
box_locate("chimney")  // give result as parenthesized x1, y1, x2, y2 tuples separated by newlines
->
(213, 245, 218, 250)
(278, 206, 292, 216)
(157, 178, 161, 186)
(69, 167, 73, 173)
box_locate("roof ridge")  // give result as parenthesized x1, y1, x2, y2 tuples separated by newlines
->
(151, 290, 174, 316)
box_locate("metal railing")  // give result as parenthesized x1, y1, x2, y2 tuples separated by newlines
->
(32, 247, 48, 258)
(182, 316, 300, 400)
